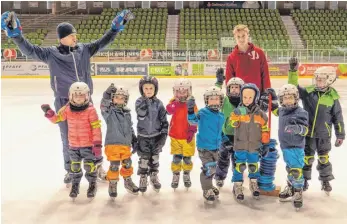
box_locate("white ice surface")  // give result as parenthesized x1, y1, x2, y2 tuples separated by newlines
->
(2, 78, 347, 224)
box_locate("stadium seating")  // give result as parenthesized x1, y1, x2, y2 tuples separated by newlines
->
(2, 28, 48, 49)
(292, 9, 347, 56)
(178, 8, 291, 50)
(75, 8, 168, 50)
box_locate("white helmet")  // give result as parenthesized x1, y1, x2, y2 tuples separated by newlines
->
(69, 82, 90, 107)
(226, 77, 244, 97)
(278, 84, 299, 108)
(112, 85, 129, 107)
(173, 78, 192, 102)
(203, 86, 225, 111)
(314, 66, 337, 90)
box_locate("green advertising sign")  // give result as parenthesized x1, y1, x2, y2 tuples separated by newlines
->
(192, 63, 204, 75)
(149, 63, 174, 76)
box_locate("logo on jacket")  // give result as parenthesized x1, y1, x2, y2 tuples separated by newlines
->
(248, 50, 259, 60)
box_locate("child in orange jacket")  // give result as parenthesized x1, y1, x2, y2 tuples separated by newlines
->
(41, 82, 102, 201)
(166, 78, 198, 190)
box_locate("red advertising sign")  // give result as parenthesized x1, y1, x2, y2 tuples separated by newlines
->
(3, 49, 17, 60)
(298, 64, 339, 76)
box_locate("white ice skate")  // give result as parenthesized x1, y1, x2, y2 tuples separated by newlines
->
(233, 182, 244, 202)
(249, 178, 260, 200)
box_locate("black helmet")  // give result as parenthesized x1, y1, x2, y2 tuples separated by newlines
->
(139, 75, 159, 97)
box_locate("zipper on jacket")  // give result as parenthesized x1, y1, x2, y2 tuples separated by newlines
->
(325, 122, 331, 137)
(310, 92, 326, 138)
(54, 76, 57, 92)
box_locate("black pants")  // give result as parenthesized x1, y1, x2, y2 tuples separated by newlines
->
(215, 135, 235, 181)
(303, 137, 334, 181)
(137, 135, 162, 175)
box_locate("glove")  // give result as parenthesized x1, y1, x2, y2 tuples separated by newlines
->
(103, 83, 117, 99)
(166, 100, 180, 115)
(289, 57, 298, 72)
(216, 68, 225, 85)
(187, 125, 197, 143)
(284, 125, 303, 135)
(92, 142, 102, 157)
(41, 104, 55, 118)
(111, 9, 135, 32)
(335, 139, 343, 147)
(260, 88, 279, 112)
(157, 133, 168, 150)
(131, 141, 139, 154)
(259, 144, 269, 158)
(222, 135, 233, 149)
(1, 11, 22, 38)
(187, 96, 196, 114)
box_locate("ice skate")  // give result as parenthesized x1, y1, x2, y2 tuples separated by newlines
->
(108, 180, 118, 199)
(87, 181, 97, 200)
(292, 188, 303, 211)
(124, 177, 139, 195)
(233, 182, 244, 202)
(303, 178, 309, 191)
(279, 182, 294, 202)
(64, 172, 72, 188)
(321, 181, 332, 195)
(212, 186, 220, 199)
(249, 178, 260, 199)
(203, 189, 216, 204)
(97, 165, 107, 182)
(139, 174, 148, 194)
(171, 172, 180, 190)
(69, 183, 80, 201)
(150, 172, 161, 193)
(215, 179, 224, 189)
(183, 171, 191, 190)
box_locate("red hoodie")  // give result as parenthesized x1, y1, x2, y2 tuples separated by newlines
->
(225, 43, 271, 93)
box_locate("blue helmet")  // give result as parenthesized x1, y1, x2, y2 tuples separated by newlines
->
(240, 83, 260, 105)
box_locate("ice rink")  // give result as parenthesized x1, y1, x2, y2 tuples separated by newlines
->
(2, 77, 347, 224)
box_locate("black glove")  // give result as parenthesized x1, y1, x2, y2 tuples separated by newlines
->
(103, 83, 117, 99)
(157, 133, 168, 150)
(289, 57, 298, 72)
(222, 135, 233, 150)
(259, 144, 270, 158)
(131, 141, 139, 154)
(187, 96, 196, 114)
(259, 88, 278, 112)
(216, 68, 225, 85)
(41, 104, 52, 113)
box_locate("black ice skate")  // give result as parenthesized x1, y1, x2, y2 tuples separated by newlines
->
(171, 172, 180, 190)
(87, 181, 97, 199)
(203, 189, 216, 204)
(69, 183, 80, 201)
(108, 180, 118, 199)
(279, 182, 294, 202)
(124, 177, 139, 195)
(321, 181, 332, 195)
(183, 171, 191, 189)
(249, 178, 260, 199)
(212, 186, 220, 199)
(215, 179, 224, 189)
(64, 172, 72, 188)
(303, 178, 309, 191)
(139, 174, 148, 194)
(150, 172, 161, 193)
(233, 182, 244, 202)
(292, 188, 303, 211)
(97, 165, 107, 182)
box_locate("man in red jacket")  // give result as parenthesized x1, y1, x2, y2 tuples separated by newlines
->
(224, 24, 271, 93)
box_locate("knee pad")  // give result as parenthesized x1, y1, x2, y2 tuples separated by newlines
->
(71, 161, 81, 173)
(172, 154, 183, 164)
(235, 162, 247, 173)
(203, 161, 217, 177)
(152, 155, 159, 165)
(289, 168, 303, 180)
(139, 157, 149, 169)
(318, 154, 329, 164)
(183, 156, 192, 165)
(304, 156, 315, 166)
(84, 161, 96, 173)
(122, 158, 132, 169)
(248, 163, 258, 173)
(110, 161, 120, 171)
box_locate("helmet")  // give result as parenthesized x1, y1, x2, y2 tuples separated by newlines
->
(226, 77, 244, 98)
(139, 75, 158, 97)
(313, 66, 337, 90)
(240, 83, 260, 105)
(112, 85, 129, 108)
(173, 78, 192, 102)
(203, 86, 224, 111)
(69, 82, 90, 107)
(278, 84, 299, 108)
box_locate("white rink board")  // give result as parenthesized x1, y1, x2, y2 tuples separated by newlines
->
(2, 78, 347, 224)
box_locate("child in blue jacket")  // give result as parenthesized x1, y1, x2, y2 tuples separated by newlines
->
(188, 86, 225, 205)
